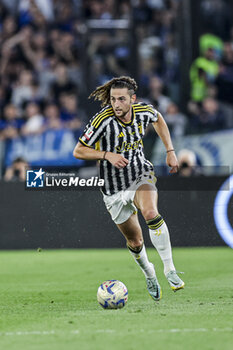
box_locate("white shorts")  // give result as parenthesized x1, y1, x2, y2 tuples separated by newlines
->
(103, 171, 157, 225)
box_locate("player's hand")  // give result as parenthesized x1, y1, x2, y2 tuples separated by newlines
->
(166, 151, 179, 173)
(105, 152, 129, 169)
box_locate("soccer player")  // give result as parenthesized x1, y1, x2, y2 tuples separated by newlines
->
(73, 76, 184, 301)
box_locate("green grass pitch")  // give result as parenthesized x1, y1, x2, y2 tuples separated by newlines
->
(0, 247, 232, 350)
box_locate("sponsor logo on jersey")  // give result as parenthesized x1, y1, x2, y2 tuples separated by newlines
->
(84, 127, 94, 140)
(115, 139, 143, 152)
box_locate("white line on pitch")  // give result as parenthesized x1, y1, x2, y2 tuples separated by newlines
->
(0, 328, 232, 337)
(139, 328, 233, 334)
(1, 331, 56, 336)
(154, 328, 233, 333)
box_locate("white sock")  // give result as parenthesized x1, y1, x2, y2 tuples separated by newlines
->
(149, 221, 175, 275)
(128, 244, 156, 279)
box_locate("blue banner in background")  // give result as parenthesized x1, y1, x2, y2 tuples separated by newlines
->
(5, 129, 84, 166)
(151, 129, 233, 175)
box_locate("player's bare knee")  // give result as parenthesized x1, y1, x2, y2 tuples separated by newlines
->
(141, 209, 158, 221)
(127, 238, 143, 252)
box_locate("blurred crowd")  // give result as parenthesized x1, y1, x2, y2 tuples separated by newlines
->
(0, 0, 233, 160)
(0, 0, 86, 142)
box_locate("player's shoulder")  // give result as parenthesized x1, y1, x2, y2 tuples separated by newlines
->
(132, 102, 158, 116)
(91, 105, 114, 129)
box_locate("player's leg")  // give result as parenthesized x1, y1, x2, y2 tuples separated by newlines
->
(117, 212, 155, 278)
(116, 212, 161, 300)
(134, 184, 184, 291)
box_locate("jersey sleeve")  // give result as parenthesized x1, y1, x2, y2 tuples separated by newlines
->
(147, 104, 159, 123)
(133, 102, 159, 123)
(79, 107, 113, 147)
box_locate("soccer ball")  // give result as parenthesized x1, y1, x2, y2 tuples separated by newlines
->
(97, 280, 128, 309)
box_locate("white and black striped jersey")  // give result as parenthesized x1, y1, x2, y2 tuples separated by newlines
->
(79, 102, 158, 195)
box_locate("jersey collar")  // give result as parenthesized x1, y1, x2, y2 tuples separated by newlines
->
(115, 107, 135, 127)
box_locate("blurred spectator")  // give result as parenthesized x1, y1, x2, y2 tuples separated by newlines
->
(0, 104, 23, 140)
(199, 33, 223, 60)
(43, 103, 63, 130)
(50, 63, 77, 103)
(19, 27, 50, 73)
(21, 102, 44, 136)
(11, 69, 35, 108)
(200, 97, 226, 131)
(36, 54, 58, 97)
(148, 76, 171, 114)
(190, 46, 220, 103)
(48, 30, 81, 66)
(4, 157, 28, 181)
(0, 27, 29, 78)
(163, 103, 187, 137)
(59, 92, 84, 130)
(189, 97, 227, 133)
(0, 15, 18, 43)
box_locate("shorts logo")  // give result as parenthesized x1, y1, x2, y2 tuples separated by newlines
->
(26, 168, 45, 187)
(84, 127, 94, 140)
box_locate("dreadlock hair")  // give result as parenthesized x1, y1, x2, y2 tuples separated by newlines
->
(88, 76, 138, 107)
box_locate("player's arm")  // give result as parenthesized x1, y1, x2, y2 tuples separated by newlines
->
(152, 113, 179, 173)
(73, 142, 129, 169)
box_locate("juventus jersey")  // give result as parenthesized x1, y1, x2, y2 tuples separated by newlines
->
(79, 102, 158, 195)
